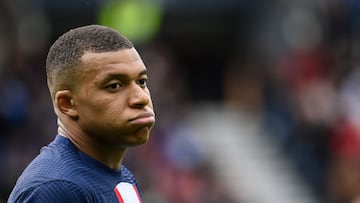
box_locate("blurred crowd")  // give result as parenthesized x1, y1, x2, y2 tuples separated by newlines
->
(1, 0, 360, 203)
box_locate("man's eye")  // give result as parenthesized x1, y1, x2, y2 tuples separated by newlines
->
(137, 79, 147, 87)
(106, 83, 122, 89)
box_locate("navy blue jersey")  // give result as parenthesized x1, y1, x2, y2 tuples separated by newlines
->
(8, 135, 142, 203)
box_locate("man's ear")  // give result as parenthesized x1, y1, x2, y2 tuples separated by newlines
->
(54, 90, 78, 119)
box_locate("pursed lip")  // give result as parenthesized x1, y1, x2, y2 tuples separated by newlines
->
(129, 112, 155, 125)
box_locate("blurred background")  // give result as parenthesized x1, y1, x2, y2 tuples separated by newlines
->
(1, 0, 360, 202)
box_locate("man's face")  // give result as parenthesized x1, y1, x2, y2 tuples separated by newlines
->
(72, 48, 155, 147)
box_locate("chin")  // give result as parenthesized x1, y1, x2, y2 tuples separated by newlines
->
(128, 127, 150, 146)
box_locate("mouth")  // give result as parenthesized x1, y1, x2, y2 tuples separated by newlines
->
(129, 112, 155, 126)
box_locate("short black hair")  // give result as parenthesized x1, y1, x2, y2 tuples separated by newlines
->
(46, 24, 133, 96)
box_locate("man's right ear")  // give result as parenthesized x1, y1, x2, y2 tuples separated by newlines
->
(54, 90, 79, 119)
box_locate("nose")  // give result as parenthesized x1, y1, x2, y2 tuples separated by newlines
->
(128, 83, 151, 108)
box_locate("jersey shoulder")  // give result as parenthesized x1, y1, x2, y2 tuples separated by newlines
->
(8, 180, 93, 203)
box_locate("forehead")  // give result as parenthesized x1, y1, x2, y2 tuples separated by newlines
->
(79, 48, 146, 78)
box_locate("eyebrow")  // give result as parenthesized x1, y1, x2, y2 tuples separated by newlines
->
(99, 70, 147, 84)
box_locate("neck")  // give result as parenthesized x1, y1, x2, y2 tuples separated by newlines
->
(57, 118, 126, 170)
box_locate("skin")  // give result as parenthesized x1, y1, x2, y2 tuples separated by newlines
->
(53, 48, 155, 170)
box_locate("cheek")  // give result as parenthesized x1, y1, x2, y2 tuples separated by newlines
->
(77, 96, 123, 120)
(100, 101, 127, 120)
(101, 101, 131, 126)
(79, 102, 129, 134)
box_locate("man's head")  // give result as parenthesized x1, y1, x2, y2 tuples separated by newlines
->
(46, 24, 133, 99)
(46, 25, 155, 148)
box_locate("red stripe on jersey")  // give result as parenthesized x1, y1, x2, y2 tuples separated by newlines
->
(114, 182, 142, 203)
(132, 184, 142, 203)
(114, 187, 124, 203)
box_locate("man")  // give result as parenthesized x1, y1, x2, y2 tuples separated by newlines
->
(8, 24, 155, 203)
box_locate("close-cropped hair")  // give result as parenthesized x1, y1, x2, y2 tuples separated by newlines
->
(46, 24, 134, 94)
